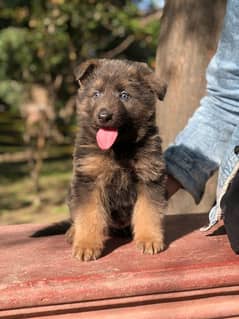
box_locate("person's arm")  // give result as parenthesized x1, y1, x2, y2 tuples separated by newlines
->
(164, 0, 239, 203)
(166, 174, 182, 199)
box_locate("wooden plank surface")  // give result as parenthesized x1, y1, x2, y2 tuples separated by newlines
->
(0, 214, 239, 317)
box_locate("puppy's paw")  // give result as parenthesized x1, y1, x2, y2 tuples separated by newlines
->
(135, 237, 164, 255)
(72, 241, 103, 261)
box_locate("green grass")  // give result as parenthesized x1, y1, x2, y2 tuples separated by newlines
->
(0, 158, 72, 225)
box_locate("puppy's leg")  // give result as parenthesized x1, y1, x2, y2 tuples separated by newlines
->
(66, 224, 75, 244)
(132, 184, 165, 254)
(71, 189, 108, 261)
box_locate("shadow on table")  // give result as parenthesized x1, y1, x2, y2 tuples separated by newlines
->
(103, 213, 209, 256)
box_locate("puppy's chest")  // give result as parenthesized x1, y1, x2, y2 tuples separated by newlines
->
(76, 150, 162, 228)
(103, 169, 137, 228)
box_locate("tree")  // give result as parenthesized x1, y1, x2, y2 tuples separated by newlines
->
(156, 0, 227, 214)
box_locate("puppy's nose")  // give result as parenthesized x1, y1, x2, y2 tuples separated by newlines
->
(97, 108, 113, 123)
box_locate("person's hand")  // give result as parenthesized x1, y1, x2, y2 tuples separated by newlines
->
(166, 174, 182, 199)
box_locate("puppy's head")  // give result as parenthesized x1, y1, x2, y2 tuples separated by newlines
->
(75, 59, 166, 150)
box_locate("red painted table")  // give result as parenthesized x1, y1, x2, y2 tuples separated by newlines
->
(1, 214, 239, 319)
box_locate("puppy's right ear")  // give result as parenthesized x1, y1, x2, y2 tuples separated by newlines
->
(74, 59, 99, 86)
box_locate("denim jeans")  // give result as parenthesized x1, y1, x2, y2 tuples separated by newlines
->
(164, 0, 239, 229)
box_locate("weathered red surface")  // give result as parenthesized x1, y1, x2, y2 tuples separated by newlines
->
(0, 214, 239, 318)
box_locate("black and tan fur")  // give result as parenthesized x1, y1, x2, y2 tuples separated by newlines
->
(33, 59, 167, 261)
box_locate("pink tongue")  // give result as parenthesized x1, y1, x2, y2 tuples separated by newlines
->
(96, 128, 118, 150)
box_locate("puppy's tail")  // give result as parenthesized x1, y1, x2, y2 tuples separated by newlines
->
(31, 219, 72, 237)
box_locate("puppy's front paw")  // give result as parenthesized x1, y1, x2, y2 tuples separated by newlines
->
(72, 241, 103, 261)
(135, 237, 164, 255)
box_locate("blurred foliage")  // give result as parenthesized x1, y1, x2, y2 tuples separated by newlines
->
(0, 0, 161, 148)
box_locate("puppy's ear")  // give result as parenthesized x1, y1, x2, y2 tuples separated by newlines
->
(149, 75, 167, 101)
(136, 62, 167, 101)
(74, 59, 100, 86)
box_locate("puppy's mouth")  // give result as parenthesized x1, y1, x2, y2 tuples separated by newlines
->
(96, 128, 118, 150)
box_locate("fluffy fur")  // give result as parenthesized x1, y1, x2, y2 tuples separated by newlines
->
(68, 59, 167, 261)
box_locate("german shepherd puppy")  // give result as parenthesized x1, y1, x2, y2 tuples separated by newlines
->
(33, 59, 167, 261)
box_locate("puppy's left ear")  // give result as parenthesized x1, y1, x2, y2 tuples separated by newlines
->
(136, 63, 167, 101)
(147, 74, 167, 101)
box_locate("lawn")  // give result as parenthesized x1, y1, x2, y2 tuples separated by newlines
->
(0, 158, 72, 225)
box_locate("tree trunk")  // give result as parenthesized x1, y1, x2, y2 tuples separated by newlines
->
(156, 0, 227, 214)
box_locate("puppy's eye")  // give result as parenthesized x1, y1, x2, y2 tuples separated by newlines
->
(119, 90, 130, 101)
(93, 90, 101, 98)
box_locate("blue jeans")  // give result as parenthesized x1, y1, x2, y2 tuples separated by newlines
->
(164, 0, 239, 228)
